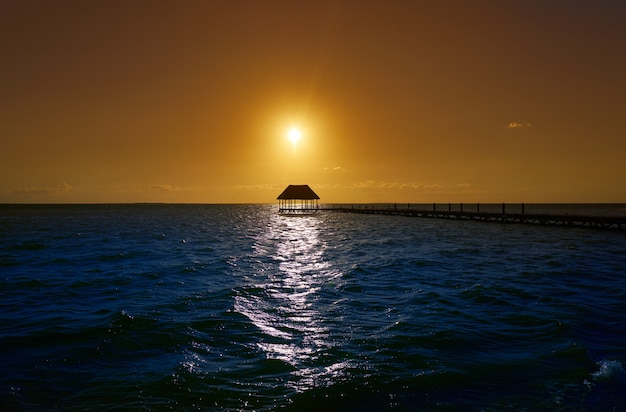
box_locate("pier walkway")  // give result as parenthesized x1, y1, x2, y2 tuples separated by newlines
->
(280, 203, 626, 230)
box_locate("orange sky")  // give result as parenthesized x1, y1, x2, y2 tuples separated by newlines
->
(2, 0, 625, 204)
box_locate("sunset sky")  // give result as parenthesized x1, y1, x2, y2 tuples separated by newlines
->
(2, 0, 625, 204)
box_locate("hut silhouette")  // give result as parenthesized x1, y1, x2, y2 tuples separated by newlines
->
(277, 185, 320, 213)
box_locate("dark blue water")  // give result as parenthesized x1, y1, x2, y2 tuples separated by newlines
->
(1, 204, 625, 411)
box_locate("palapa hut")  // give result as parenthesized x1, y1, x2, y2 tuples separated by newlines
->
(277, 185, 320, 213)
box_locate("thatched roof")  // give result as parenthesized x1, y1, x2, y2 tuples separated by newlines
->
(277, 185, 320, 200)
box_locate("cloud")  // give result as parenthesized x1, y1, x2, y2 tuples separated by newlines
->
(400, 183, 444, 190)
(506, 122, 532, 128)
(352, 180, 377, 189)
(350, 181, 443, 191)
(235, 183, 280, 191)
(11, 182, 72, 195)
(150, 184, 178, 192)
(323, 166, 347, 172)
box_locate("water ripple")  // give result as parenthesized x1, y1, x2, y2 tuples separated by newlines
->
(1, 204, 626, 410)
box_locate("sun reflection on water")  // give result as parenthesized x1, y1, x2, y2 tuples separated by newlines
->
(234, 213, 347, 392)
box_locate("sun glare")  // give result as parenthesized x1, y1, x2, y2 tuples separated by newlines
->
(288, 128, 301, 145)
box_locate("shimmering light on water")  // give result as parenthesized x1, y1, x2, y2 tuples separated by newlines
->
(235, 213, 348, 393)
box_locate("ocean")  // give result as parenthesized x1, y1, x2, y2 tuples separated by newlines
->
(1, 204, 625, 411)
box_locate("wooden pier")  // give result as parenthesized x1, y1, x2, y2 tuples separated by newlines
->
(316, 203, 626, 230)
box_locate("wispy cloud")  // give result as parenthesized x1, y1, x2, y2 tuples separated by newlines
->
(350, 181, 443, 191)
(323, 166, 347, 172)
(506, 122, 532, 128)
(343, 181, 487, 197)
(150, 184, 178, 192)
(400, 183, 444, 190)
(11, 182, 72, 195)
(235, 183, 281, 191)
(352, 180, 376, 189)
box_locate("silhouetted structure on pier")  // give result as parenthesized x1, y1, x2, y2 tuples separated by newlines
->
(277, 185, 320, 214)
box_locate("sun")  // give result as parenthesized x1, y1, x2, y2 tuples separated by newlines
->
(288, 127, 301, 145)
